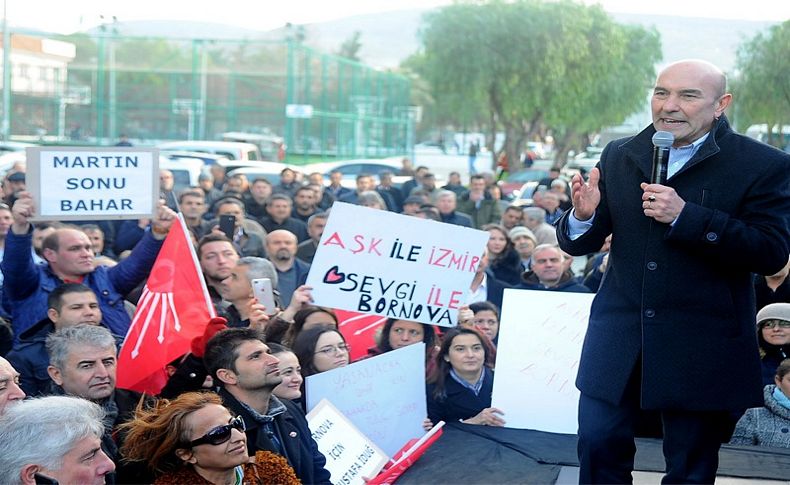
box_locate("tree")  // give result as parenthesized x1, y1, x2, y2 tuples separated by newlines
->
(337, 31, 363, 62)
(732, 20, 790, 148)
(411, 0, 661, 170)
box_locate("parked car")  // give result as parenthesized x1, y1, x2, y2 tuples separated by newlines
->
(0, 141, 37, 154)
(159, 155, 205, 192)
(562, 147, 603, 177)
(219, 131, 285, 161)
(308, 159, 413, 188)
(160, 150, 230, 167)
(158, 140, 263, 162)
(498, 168, 550, 199)
(225, 161, 302, 185)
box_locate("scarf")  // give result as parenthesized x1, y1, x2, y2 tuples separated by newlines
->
(773, 386, 790, 410)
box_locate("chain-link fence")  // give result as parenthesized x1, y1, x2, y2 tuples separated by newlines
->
(0, 31, 413, 162)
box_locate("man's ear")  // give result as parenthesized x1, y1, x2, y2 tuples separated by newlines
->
(42, 248, 56, 264)
(714, 93, 732, 118)
(216, 368, 237, 386)
(47, 366, 64, 386)
(46, 308, 60, 324)
(20, 464, 43, 485)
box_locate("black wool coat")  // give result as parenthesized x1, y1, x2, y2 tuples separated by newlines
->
(557, 116, 790, 411)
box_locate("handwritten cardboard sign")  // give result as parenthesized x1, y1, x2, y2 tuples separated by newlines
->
(307, 399, 389, 485)
(26, 146, 159, 221)
(307, 202, 489, 327)
(491, 288, 593, 434)
(306, 342, 427, 457)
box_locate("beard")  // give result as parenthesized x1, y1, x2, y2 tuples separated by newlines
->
(274, 249, 292, 262)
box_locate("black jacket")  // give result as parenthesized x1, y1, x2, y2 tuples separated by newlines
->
(557, 116, 790, 411)
(427, 367, 494, 423)
(219, 388, 331, 484)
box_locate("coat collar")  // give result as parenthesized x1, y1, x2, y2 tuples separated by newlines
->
(619, 116, 730, 181)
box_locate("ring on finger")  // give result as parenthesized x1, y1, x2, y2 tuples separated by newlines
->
(648, 195, 656, 202)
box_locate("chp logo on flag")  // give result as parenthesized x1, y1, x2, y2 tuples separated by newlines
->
(117, 214, 215, 394)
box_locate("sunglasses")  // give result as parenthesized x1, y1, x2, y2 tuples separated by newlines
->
(187, 415, 246, 447)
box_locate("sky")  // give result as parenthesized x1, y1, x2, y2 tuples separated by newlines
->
(3, 0, 789, 34)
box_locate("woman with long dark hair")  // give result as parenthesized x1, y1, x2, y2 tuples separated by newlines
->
(482, 223, 523, 286)
(425, 327, 504, 427)
(367, 318, 440, 375)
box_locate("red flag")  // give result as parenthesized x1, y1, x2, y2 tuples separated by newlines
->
(367, 422, 445, 485)
(117, 215, 216, 394)
(334, 309, 386, 361)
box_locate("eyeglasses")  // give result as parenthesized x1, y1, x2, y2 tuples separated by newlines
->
(187, 415, 245, 447)
(762, 320, 790, 329)
(315, 343, 350, 356)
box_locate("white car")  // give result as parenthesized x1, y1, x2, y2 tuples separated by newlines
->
(308, 159, 411, 188)
(158, 140, 263, 162)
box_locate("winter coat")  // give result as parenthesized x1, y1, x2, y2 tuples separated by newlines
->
(427, 367, 494, 423)
(2, 228, 163, 339)
(219, 388, 331, 484)
(519, 270, 592, 293)
(729, 385, 790, 448)
(7, 318, 123, 396)
(557, 116, 790, 411)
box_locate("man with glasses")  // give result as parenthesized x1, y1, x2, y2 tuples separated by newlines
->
(204, 327, 331, 484)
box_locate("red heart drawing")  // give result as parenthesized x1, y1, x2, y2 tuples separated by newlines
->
(323, 265, 346, 284)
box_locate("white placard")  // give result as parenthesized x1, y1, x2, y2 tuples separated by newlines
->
(307, 399, 389, 485)
(307, 202, 489, 327)
(306, 342, 427, 457)
(26, 147, 159, 221)
(491, 288, 593, 434)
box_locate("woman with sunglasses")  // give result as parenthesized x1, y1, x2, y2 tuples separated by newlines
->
(756, 303, 790, 385)
(120, 391, 299, 484)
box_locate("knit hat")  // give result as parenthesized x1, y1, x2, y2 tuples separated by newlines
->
(508, 226, 537, 243)
(756, 303, 790, 327)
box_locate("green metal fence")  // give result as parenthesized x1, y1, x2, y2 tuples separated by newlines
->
(1, 31, 413, 162)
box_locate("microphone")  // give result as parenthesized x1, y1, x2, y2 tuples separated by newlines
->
(651, 131, 674, 184)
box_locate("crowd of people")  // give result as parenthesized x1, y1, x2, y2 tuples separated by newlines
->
(0, 61, 789, 484)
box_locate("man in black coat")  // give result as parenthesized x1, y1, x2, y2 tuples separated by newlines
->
(557, 60, 790, 483)
(204, 327, 331, 485)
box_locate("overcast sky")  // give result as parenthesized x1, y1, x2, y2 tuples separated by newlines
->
(4, 0, 788, 34)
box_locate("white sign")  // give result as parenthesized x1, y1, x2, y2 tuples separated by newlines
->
(491, 289, 593, 434)
(306, 342, 427, 457)
(307, 399, 389, 485)
(286, 104, 314, 118)
(307, 203, 489, 327)
(26, 147, 159, 221)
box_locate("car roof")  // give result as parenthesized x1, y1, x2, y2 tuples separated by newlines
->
(158, 140, 259, 150)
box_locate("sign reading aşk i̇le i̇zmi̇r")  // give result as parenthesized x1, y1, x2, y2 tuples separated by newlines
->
(26, 147, 159, 221)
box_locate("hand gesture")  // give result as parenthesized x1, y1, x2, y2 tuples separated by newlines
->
(457, 305, 474, 326)
(151, 201, 178, 239)
(465, 407, 505, 426)
(571, 168, 601, 221)
(11, 191, 35, 234)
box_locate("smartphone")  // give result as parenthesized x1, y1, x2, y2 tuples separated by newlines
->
(34, 474, 59, 485)
(219, 214, 236, 239)
(251, 278, 278, 315)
